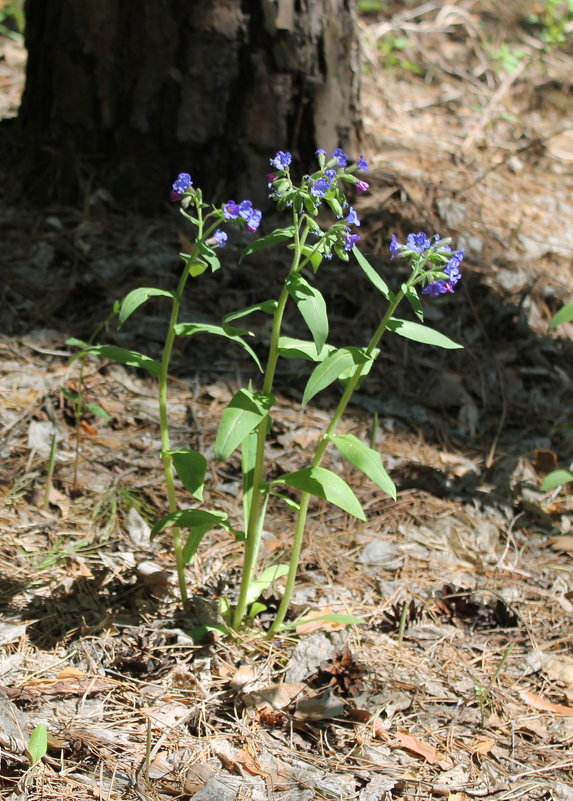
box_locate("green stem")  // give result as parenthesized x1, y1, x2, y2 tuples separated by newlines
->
(232, 214, 307, 629)
(268, 286, 407, 635)
(158, 216, 205, 604)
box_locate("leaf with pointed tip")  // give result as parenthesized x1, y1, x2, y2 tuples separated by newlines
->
(287, 273, 328, 356)
(302, 347, 370, 405)
(352, 247, 394, 300)
(170, 449, 208, 501)
(79, 345, 161, 376)
(331, 434, 396, 499)
(244, 564, 290, 607)
(278, 337, 335, 362)
(550, 302, 573, 329)
(222, 299, 278, 337)
(402, 283, 424, 321)
(388, 318, 462, 349)
(241, 227, 294, 260)
(174, 322, 262, 371)
(215, 389, 274, 461)
(118, 287, 175, 327)
(26, 724, 47, 767)
(274, 466, 366, 520)
(150, 508, 230, 564)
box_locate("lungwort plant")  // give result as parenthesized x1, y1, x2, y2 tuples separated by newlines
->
(78, 148, 464, 634)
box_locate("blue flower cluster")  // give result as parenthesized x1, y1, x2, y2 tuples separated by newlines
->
(170, 172, 193, 201)
(390, 232, 464, 296)
(223, 199, 263, 233)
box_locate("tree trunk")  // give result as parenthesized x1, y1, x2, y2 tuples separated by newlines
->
(17, 0, 361, 208)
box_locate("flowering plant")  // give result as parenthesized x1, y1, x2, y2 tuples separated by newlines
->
(78, 148, 464, 635)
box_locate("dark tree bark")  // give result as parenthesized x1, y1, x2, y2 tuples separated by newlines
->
(17, 0, 361, 208)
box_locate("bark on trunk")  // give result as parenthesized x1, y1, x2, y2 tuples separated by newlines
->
(17, 0, 361, 208)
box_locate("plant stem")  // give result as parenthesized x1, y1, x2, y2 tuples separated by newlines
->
(232, 214, 307, 629)
(268, 286, 406, 635)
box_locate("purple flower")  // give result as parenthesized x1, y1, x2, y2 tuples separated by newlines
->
(422, 280, 450, 297)
(311, 177, 331, 198)
(244, 207, 262, 232)
(266, 172, 278, 184)
(270, 151, 292, 170)
(406, 232, 432, 253)
(357, 155, 369, 171)
(315, 148, 326, 156)
(389, 234, 402, 259)
(356, 180, 370, 194)
(170, 172, 193, 200)
(325, 168, 337, 181)
(345, 207, 360, 227)
(208, 229, 228, 248)
(344, 232, 361, 251)
(223, 201, 240, 219)
(333, 147, 348, 167)
(238, 200, 253, 217)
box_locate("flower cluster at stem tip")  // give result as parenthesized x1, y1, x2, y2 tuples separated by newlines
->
(390, 232, 464, 296)
(170, 145, 370, 258)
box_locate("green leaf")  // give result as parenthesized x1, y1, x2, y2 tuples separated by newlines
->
(550, 302, 573, 329)
(170, 449, 208, 501)
(287, 274, 329, 356)
(215, 389, 274, 461)
(241, 227, 294, 260)
(150, 508, 229, 537)
(331, 434, 396, 499)
(174, 322, 262, 372)
(79, 345, 161, 376)
(283, 612, 365, 629)
(274, 466, 366, 520)
(66, 337, 90, 349)
(222, 299, 278, 336)
(402, 283, 424, 321)
(268, 490, 301, 512)
(302, 347, 370, 405)
(352, 247, 394, 300)
(188, 260, 209, 277)
(244, 564, 290, 607)
(540, 468, 573, 491)
(26, 724, 47, 767)
(301, 245, 323, 272)
(278, 337, 335, 362)
(85, 401, 112, 421)
(118, 287, 174, 326)
(197, 241, 221, 273)
(387, 318, 463, 349)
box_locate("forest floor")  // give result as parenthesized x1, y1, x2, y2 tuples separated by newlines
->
(1, 2, 573, 800)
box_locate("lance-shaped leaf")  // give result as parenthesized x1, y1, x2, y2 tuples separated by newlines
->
(78, 345, 161, 376)
(352, 247, 394, 301)
(215, 389, 274, 461)
(287, 273, 329, 356)
(170, 449, 208, 501)
(26, 724, 48, 767)
(174, 322, 262, 371)
(222, 299, 278, 337)
(244, 564, 290, 607)
(387, 318, 462, 349)
(401, 283, 424, 322)
(241, 227, 294, 260)
(118, 287, 175, 327)
(331, 434, 396, 499)
(197, 241, 221, 272)
(550, 302, 573, 329)
(302, 347, 371, 405)
(150, 508, 230, 564)
(278, 337, 335, 362)
(274, 466, 366, 521)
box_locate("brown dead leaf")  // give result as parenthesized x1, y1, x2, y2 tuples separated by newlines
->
(244, 682, 306, 711)
(470, 737, 496, 755)
(348, 708, 391, 741)
(233, 748, 265, 777)
(295, 688, 345, 721)
(543, 655, 573, 697)
(547, 535, 573, 555)
(229, 664, 256, 691)
(520, 690, 573, 716)
(395, 730, 439, 763)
